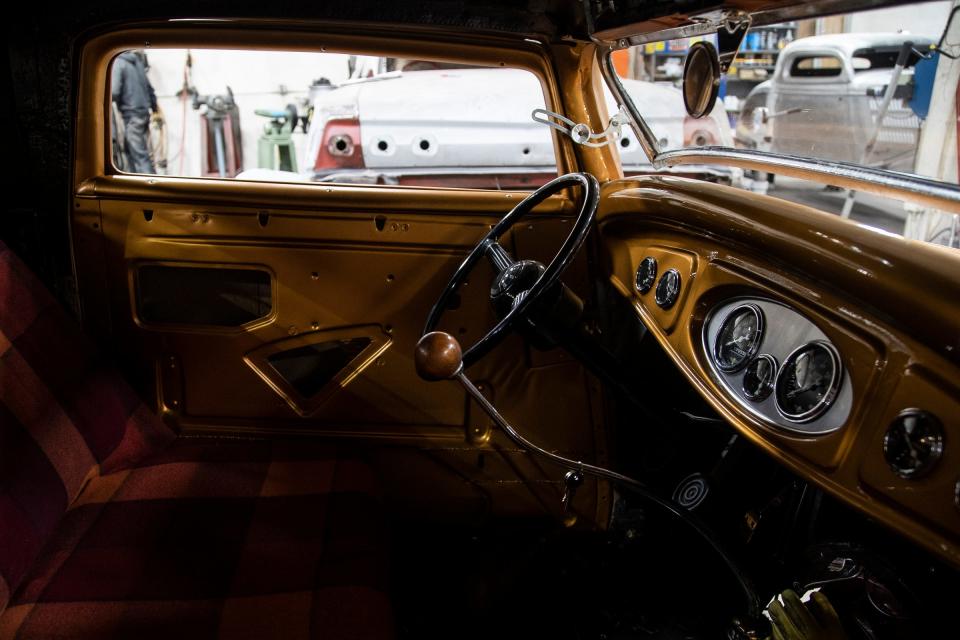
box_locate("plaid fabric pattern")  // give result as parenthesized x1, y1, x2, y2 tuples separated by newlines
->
(0, 241, 174, 613)
(1, 438, 394, 639)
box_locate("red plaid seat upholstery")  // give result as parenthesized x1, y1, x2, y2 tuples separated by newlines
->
(1, 439, 394, 640)
(0, 241, 174, 612)
(0, 243, 394, 638)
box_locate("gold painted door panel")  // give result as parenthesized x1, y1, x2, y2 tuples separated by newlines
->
(72, 177, 598, 451)
(70, 177, 611, 525)
(71, 178, 609, 522)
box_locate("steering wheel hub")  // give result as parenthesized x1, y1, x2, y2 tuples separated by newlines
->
(490, 260, 547, 316)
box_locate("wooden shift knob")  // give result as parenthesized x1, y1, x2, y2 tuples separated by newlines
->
(415, 331, 463, 380)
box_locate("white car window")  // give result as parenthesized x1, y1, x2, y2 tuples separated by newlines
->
(788, 54, 845, 78)
(108, 49, 559, 190)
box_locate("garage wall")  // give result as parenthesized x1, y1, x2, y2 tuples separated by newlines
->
(140, 49, 351, 177)
(846, 0, 952, 37)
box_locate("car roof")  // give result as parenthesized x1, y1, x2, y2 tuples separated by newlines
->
(780, 32, 936, 58)
(15, 1, 921, 43)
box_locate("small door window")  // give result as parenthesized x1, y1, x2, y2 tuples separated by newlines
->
(788, 54, 844, 78)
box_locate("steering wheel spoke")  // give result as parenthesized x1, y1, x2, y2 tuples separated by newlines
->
(484, 240, 515, 273)
(422, 172, 599, 368)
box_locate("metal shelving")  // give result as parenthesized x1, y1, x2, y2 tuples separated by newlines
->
(642, 23, 797, 93)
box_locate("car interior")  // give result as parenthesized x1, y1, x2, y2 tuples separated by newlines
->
(3, 1, 960, 639)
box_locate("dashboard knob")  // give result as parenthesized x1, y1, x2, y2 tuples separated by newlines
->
(882, 409, 944, 479)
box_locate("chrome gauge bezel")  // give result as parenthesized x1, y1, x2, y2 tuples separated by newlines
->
(655, 268, 682, 309)
(635, 256, 657, 294)
(702, 297, 852, 435)
(742, 354, 777, 401)
(713, 304, 765, 373)
(774, 340, 843, 423)
(882, 408, 944, 479)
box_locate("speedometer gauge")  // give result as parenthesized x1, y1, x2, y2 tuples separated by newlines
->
(714, 304, 764, 372)
(775, 341, 842, 422)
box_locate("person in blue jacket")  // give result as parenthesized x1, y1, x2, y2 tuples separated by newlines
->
(112, 50, 157, 173)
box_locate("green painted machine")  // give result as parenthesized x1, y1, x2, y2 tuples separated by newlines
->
(255, 105, 301, 172)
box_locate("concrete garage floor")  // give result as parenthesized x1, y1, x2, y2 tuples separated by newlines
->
(752, 175, 907, 236)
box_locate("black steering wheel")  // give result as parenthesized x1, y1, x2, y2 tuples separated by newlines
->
(423, 172, 599, 369)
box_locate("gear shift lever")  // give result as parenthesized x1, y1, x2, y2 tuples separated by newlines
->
(414, 331, 762, 624)
(415, 331, 648, 492)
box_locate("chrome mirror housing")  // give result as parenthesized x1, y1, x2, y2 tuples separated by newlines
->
(682, 41, 721, 118)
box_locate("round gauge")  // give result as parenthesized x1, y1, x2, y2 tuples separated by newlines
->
(635, 257, 657, 294)
(655, 269, 681, 309)
(882, 409, 944, 479)
(714, 304, 764, 372)
(775, 341, 842, 422)
(742, 354, 777, 401)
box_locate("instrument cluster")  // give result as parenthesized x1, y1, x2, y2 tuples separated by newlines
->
(702, 298, 852, 435)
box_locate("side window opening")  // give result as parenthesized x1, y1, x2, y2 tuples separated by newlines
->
(108, 48, 559, 190)
(851, 47, 925, 71)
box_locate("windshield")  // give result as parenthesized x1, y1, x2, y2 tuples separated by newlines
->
(607, 0, 960, 249)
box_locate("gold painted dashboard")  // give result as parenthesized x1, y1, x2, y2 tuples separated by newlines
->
(598, 176, 960, 568)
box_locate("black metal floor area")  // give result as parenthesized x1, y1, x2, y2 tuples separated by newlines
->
(390, 512, 745, 640)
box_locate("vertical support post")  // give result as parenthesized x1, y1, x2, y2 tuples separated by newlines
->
(905, 0, 960, 246)
(842, 41, 913, 218)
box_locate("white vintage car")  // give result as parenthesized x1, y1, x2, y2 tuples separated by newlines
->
(736, 32, 933, 172)
(301, 65, 736, 187)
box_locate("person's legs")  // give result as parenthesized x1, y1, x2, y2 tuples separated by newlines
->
(123, 113, 155, 174)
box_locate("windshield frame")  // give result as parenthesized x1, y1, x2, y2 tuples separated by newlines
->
(596, 17, 960, 215)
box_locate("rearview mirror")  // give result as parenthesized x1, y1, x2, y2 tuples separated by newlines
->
(682, 41, 721, 118)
